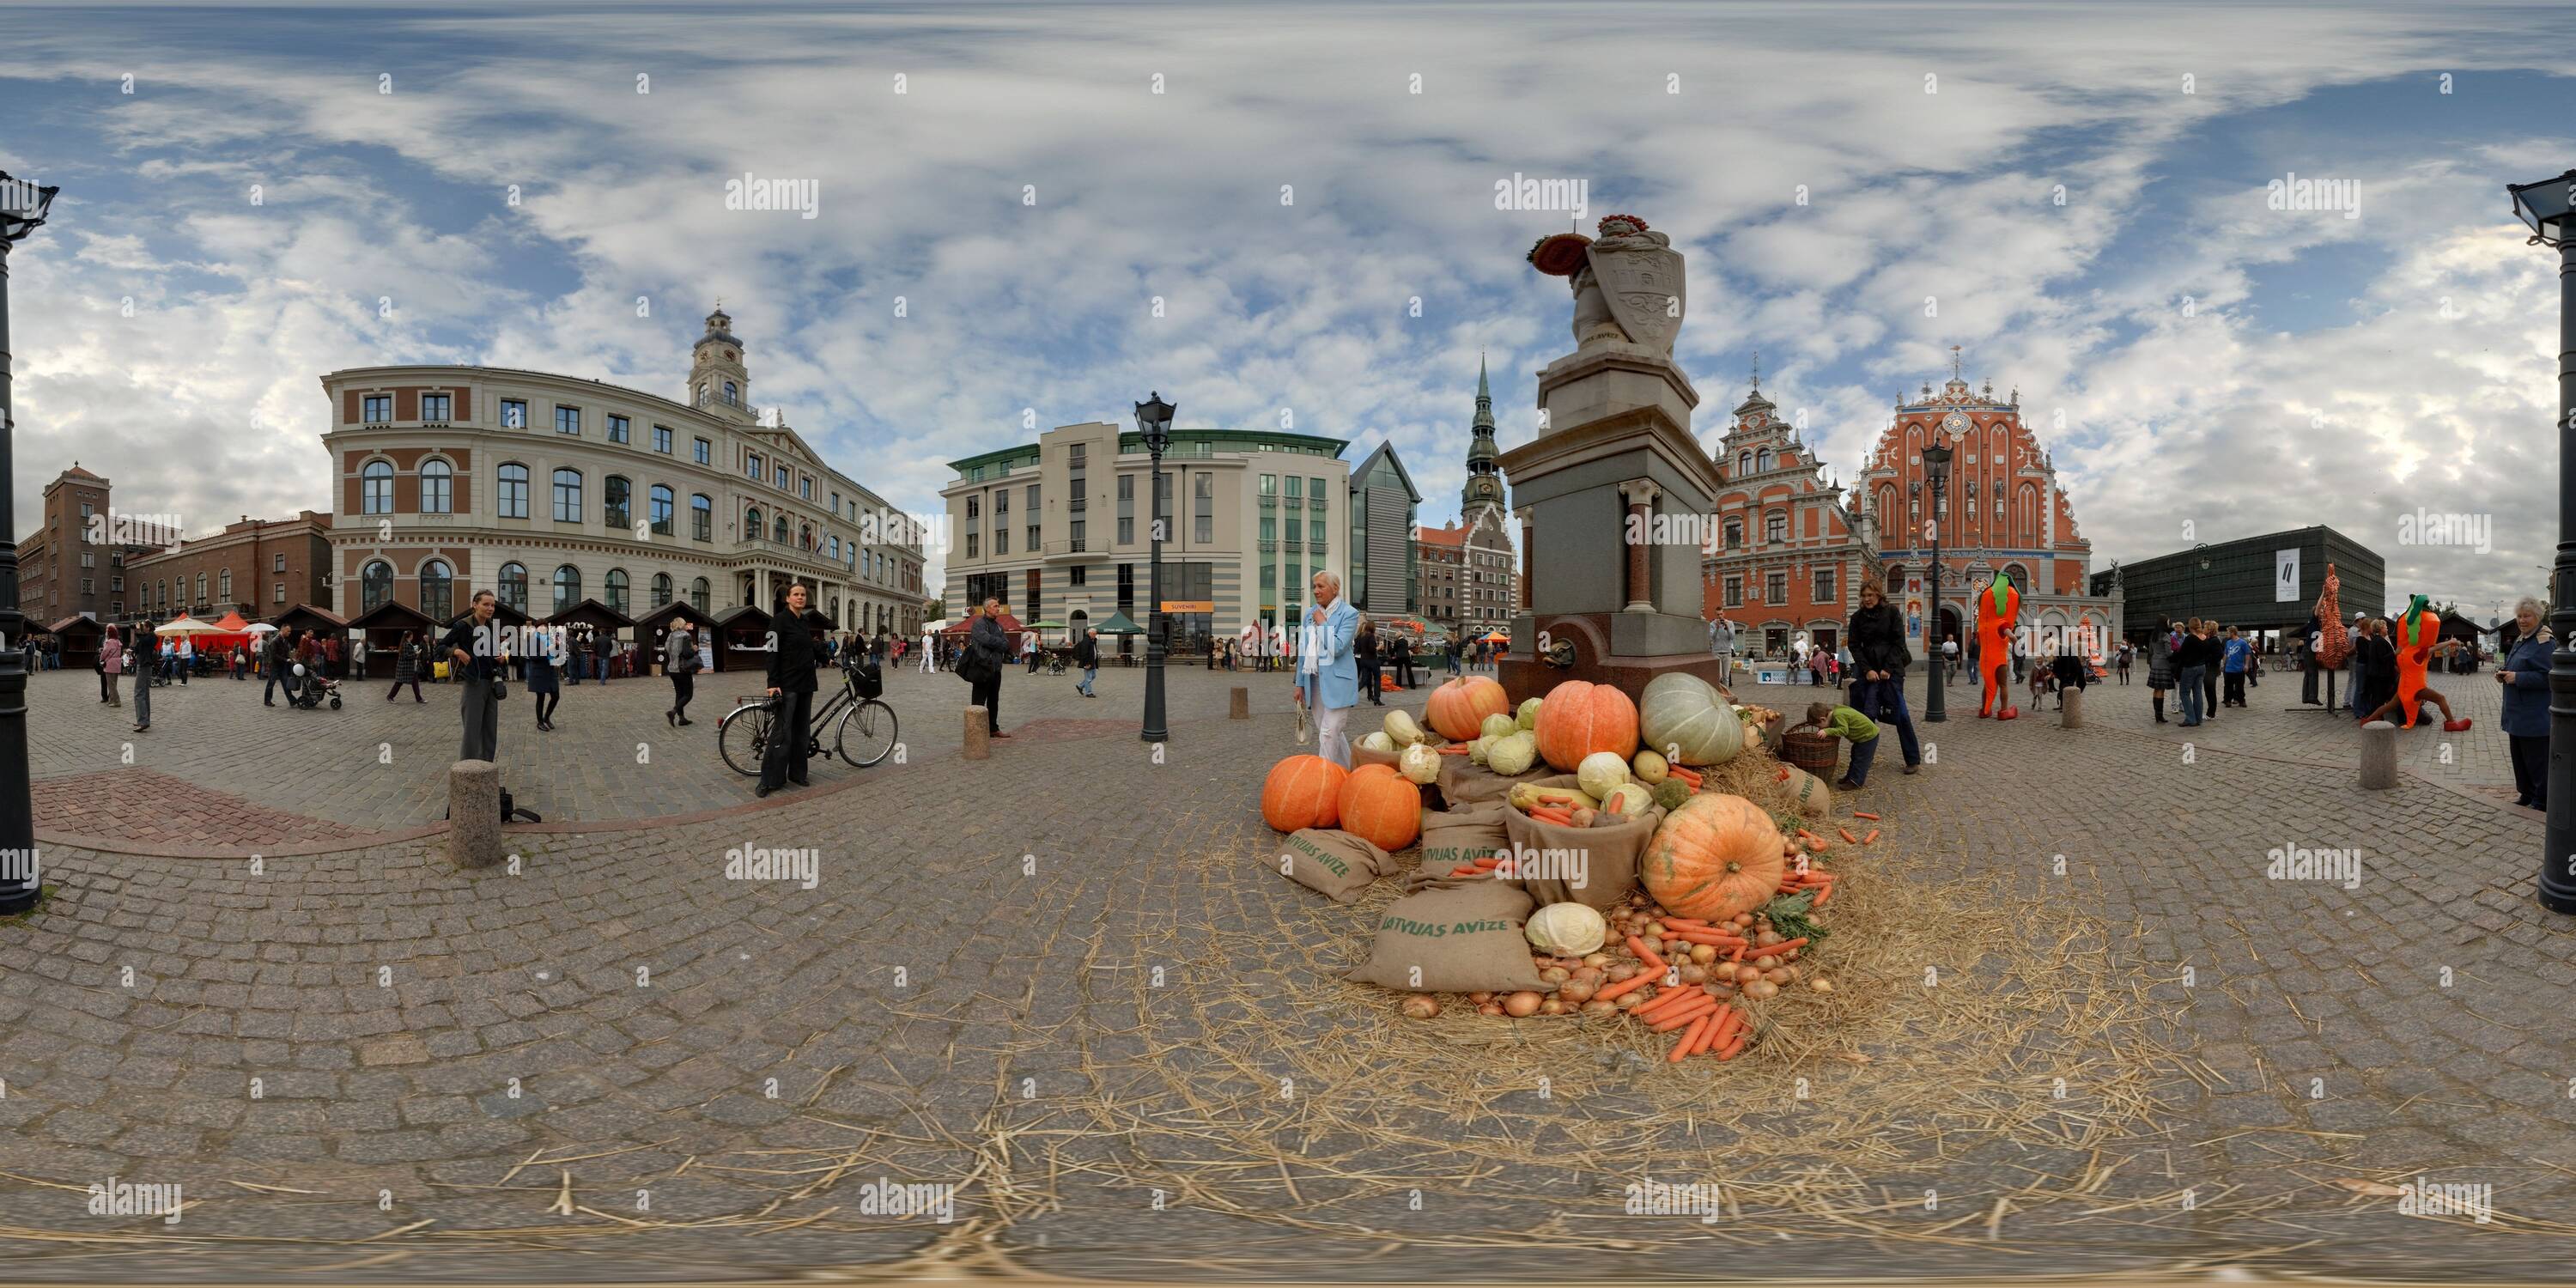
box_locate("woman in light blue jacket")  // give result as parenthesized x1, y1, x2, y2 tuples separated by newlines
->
(2499, 597, 2552, 810)
(1291, 570, 1360, 767)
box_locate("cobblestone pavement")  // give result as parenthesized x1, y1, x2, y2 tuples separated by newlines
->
(3, 664, 2575, 1279)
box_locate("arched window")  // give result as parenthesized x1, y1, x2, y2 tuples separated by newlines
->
(553, 564, 581, 611)
(826, 534, 839, 560)
(1754, 447, 1772, 472)
(745, 506, 763, 541)
(552, 469, 582, 522)
(498, 463, 529, 519)
(604, 568, 629, 615)
(361, 460, 394, 514)
(2002, 562, 2030, 591)
(690, 577, 711, 612)
(774, 514, 789, 544)
(420, 559, 453, 623)
(799, 523, 813, 550)
(1737, 452, 1753, 476)
(218, 568, 232, 602)
(194, 572, 208, 605)
(361, 559, 393, 613)
(651, 572, 672, 607)
(691, 494, 713, 541)
(498, 562, 528, 615)
(420, 459, 453, 513)
(649, 484, 674, 535)
(723, 380, 738, 405)
(604, 475, 632, 529)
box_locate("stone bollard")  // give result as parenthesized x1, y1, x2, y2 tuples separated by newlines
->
(2060, 687, 2083, 729)
(1230, 686, 1250, 720)
(964, 706, 991, 761)
(447, 759, 503, 870)
(2359, 720, 2398, 789)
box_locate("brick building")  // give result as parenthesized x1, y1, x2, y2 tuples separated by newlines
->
(1701, 374, 1869, 659)
(122, 512, 335, 625)
(18, 463, 157, 624)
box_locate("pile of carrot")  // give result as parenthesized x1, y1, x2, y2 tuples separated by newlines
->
(1527, 805, 1575, 826)
(1664, 765, 1704, 791)
(1445, 853, 1505, 878)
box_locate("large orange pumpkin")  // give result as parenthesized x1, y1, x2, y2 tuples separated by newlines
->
(1533, 680, 1640, 772)
(1641, 793, 1786, 920)
(1338, 764, 1422, 852)
(1261, 755, 1347, 833)
(1423, 676, 1510, 742)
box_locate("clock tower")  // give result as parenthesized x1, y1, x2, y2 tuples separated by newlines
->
(689, 307, 754, 424)
(1461, 355, 1507, 525)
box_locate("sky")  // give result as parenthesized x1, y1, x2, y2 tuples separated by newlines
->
(3, 0, 2573, 620)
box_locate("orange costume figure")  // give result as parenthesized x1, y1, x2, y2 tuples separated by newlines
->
(1976, 573, 2021, 720)
(2362, 593, 2471, 732)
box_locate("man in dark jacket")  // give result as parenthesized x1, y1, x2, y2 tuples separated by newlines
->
(969, 598, 1011, 738)
(1844, 579, 1921, 775)
(1073, 627, 1100, 697)
(758, 582, 826, 797)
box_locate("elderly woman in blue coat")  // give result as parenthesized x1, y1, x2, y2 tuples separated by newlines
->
(1291, 569, 1362, 768)
(2499, 597, 2554, 810)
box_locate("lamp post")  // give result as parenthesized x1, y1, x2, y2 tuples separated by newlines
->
(1921, 439, 1952, 723)
(1135, 392, 1175, 744)
(2509, 169, 2576, 914)
(2191, 543, 2210, 622)
(0, 173, 58, 916)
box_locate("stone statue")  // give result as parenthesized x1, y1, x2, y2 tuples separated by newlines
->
(1528, 215, 1686, 355)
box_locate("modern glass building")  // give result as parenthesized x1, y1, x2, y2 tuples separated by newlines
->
(1347, 440, 1419, 620)
(2102, 525, 2384, 641)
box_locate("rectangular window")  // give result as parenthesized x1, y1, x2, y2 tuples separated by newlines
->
(275, 553, 286, 573)
(1070, 564, 1086, 586)
(1310, 477, 1327, 509)
(361, 394, 392, 423)
(501, 398, 527, 428)
(830, 490, 840, 513)
(1070, 519, 1086, 550)
(747, 453, 763, 480)
(1765, 572, 1786, 603)
(276, 581, 286, 605)
(1814, 568, 1835, 603)
(499, 467, 528, 519)
(421, 392, 450, 422)
(801, 476, 813, 500)
(556, 405, 580, 435)
(653, 425, 673, 454)
(996, 528, 1009, 556)
(1723, 576, 1742, 607)
(1260, 473, 1277, 495)
(1026, 483, 1040, 513)
(776, 465, 789, 489)
(607, 414, 629, 443)
(695, 437, 712, 465)
(996, 490, 1009, 518)
(966, 532, 980, 558)
(1027, 523, 1040, 553)
(1285, 476, 1303, 499)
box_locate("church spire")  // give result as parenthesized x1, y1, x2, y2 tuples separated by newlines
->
(1462, 353, 1505, 516)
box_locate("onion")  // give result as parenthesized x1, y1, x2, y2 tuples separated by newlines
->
(1708, 980, 1738, 999)
(1580, 999, 1619, 1018)
(1732, 913, 1754, 927)
(1571, 966, 1602, 986)
(1467, 991, 1495, 1005)
(1679, 964, 1709, 985)
(1581, 953, 1612, 969)
(1762, 968, 1790, 985)
(1607, 963, 1637, 982)
(1756, 930, 1783, 948)
(1539, 998, 1568, 1016)
(1400, 996, 1441, 1020)
(1503, 991, 1543, 1018)
(1734, 964, 1763, 985)
(1642, 937, 1665, 958)
(1688, 944, 1717, 965)
(1810, 978, 1834, 993)
(1746, 979, 1780, 1000)
(1540, 966, 1571, 985)
(1643, 920, 1666, 937)
(1614, 990, 1647, 1010)
(1558, 979, 1597, 1005)
(1478, 1002, 1505, 1016)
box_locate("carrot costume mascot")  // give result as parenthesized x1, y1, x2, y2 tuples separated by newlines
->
(2360, 593, 2470, 732)
(1976, 572, 2021, 719)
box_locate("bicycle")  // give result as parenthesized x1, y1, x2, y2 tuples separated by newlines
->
(718, 655, 898, 776)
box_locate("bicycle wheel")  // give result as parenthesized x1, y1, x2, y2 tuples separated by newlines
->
(718, 702, 773, 777)
(835, 697, 898, 768)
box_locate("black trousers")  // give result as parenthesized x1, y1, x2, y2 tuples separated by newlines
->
(970, 672, 1001, 732)
(1358, 659, 1382, 702)
(387, 678, 422, 701)
(2511, 733, 2549, 806)
(2222, 671, 2245, 705)
(759, 690, 813, 788)
(671, 671, 695, 718)
(2202, 667, 2220, 714)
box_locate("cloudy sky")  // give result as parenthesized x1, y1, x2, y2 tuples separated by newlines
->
(3, 1, 2572, 618)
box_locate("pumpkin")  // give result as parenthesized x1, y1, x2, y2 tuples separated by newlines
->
(1486, 730, 1540, 776)
(1533, 680, 1640, 772)
(1479, 713, 1520, 741)
(1527, 902, 1609, 957)
(1383, 708, 1429, 747)
(1261, 755, 1347, 833)
(1398, 742, 1442, 785)
(1641, 793, 1786, 920)
(1638, 672, 1744, 767)
(1576, 750, 1631, 800)
(1425, 676, 1511, 742)
(1339, 763, 1422, 851)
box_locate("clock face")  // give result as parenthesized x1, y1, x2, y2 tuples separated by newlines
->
(1942, 410, 1970, 434)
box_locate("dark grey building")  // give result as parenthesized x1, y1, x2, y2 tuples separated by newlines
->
(2100, 525, 2384, 641)
(1347, 440, 1420, 617)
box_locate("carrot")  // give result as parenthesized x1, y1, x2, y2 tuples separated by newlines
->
(1852, 811, 1881, 821)
(1635, 986, 1706, 1018)
(1748, 937, 1809, 957)
(1838, 826, 1859, 844)
(1472, 855, 1502, 868)
(1862, 828, 1880, 845)
(1530, 808, 1574, 825)
(1664, 928, 1746, 946)
(1812, 885, 1832, 908)
(1604, 794, 1624, 816)
(1714, 1031, 1748, 1060)
(1448, 866, 1476, 877)
(1668, 1012, 1714, 1061)
(1435, 744, 1471, 755)
(1657, 915, 1713, 929)
(1648, 995, 1717, 1032)
(1595, 972, 1656, 1002)
(1625, 935, 1668, 975)
(1694, 1005, 1735, 1054)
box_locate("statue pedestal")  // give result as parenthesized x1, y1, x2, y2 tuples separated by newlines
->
(1497, 341, 1730, 704)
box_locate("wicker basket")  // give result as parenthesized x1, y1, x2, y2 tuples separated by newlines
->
(1780, 728, 1841, 775)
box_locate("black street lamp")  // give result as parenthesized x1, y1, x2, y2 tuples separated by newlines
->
(2509, 169, 2576, 914)
(1921, 438, 1953, 724)
(2190, 543, 2211, 622)
(0, 173, 57, 917)
(1135, 392, 1175, 744)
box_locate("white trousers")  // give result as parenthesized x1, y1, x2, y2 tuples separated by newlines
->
(1315, 701, 1352, 769)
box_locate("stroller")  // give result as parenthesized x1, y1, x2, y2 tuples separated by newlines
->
(289, 663, 343, 709)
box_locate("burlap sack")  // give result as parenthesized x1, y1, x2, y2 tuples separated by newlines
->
(1352, 741, 1404, 774)
(1500, 775, 1667, 912)
(1347, 877, 1548, 993)
(1418, 800, 1511, 874)
(1276, 828, 1391, 904)
(1437, 756, 1552, 805)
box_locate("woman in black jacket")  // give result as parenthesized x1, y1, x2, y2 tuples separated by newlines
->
(967, 598, 1010, 738)
(758, 582, 827, 797)
(1844, 579, 1921, 775)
